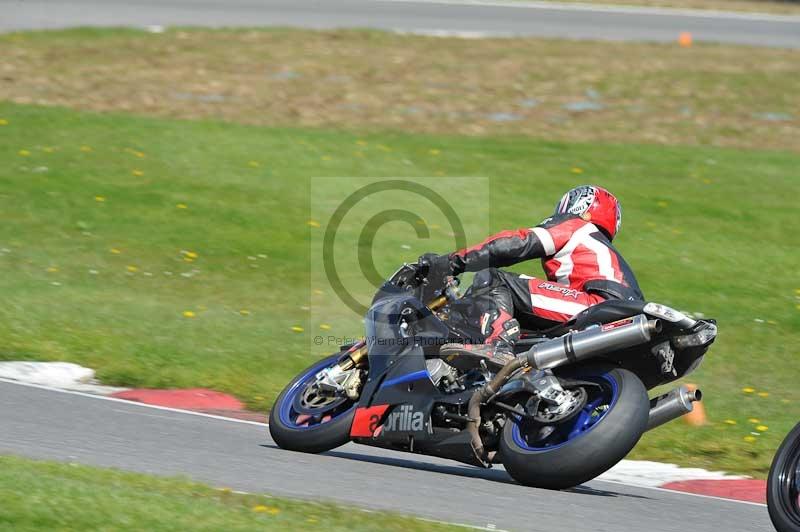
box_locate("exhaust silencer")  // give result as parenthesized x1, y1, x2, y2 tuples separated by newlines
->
(646, 385, 702, 431)
(523, 314, 661, 370)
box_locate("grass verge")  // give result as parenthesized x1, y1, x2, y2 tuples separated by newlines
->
(0, 102, 798, 476)
(0, 454, 460, 531)
(1, 28, 798, 151)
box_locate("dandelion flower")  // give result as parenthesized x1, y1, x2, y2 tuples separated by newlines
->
(239, 309, 251, 316)
(183, 310, 196, 318)
(571, 167, 584, 174)
(306, 220, 321, 228)
(742, 387, 755, 394)
(184, 251, 198, 259)
(657, 201, 669, 208)
(252, 505, 279, 515)
(80, 146, 92, 152)
(320, 323, 331, 330)
(758, 392, 770, 398)
(18, 149, 30, 156)
(723, 419, 737, 425)
(126, 265, 138, 272)
(748, 418, 760, 424)
(110, 248, 122, 254)
(312, 289, 324, 295)
(132, 169, 144, 176)
(95, 196, 106, 202)
(46, 266, 59, 273)
(743, 435, 756, 443)
(756, 425, 769, 432)
(176, 203, 188, 209)
(0, 119, 8, 126)
(291, 326, 304, 333)
(428, 148, 441, 156)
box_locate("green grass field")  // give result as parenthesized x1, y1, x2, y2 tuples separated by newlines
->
(1, 101, 798, 476)
(0, 455, 460, 531)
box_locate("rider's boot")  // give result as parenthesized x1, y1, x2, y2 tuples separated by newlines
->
(440, 309, 520, 371)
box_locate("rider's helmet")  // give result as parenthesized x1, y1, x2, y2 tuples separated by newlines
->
(555, 185, 622, 240)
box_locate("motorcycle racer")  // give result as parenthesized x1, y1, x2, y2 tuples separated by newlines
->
(422, 185, 644, 369)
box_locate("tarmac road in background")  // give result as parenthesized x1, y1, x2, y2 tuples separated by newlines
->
(2, 0, 799, 47)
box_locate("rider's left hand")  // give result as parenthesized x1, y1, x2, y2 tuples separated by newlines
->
(417, 253, 453, 282)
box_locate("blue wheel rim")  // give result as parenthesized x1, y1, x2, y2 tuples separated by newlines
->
(511, 371, 619, 451)
(278, 357, 356, 430)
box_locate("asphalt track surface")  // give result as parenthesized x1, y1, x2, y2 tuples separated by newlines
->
(2, 0, 800, 48)
(0, 380, 772, 531)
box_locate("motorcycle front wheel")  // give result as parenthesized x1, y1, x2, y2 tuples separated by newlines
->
(269, 354, 356, 454)
(767, 422, 800, 532)
(499, 364, 649, 490)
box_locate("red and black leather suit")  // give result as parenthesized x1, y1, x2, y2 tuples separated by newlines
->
(448, 213, 644, 340)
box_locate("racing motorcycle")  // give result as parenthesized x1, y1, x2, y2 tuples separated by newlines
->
(768, 422, 800, 531)
(270, 261, 717, 489)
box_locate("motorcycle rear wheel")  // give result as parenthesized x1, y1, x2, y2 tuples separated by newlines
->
(499, 364, 649, 490)
(767, 421, 800, 532)
(269, 354, 356, 454)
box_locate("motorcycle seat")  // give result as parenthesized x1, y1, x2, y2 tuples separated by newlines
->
(522, 299, 646, 340)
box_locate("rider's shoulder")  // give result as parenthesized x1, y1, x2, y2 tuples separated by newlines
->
(536, 213, 585, 230)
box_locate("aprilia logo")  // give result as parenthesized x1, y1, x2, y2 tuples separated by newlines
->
(383, 405, 425, 432)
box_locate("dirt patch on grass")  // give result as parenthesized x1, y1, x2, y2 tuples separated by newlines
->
(2, 28, 798, 150)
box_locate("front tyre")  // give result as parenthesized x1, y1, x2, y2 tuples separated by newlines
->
(499, 365, 649, 490)
(767, 422, 800, 532)
(269, 354, 356, 454)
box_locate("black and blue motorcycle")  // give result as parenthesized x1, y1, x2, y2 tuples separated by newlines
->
(270, 261, 717, 489)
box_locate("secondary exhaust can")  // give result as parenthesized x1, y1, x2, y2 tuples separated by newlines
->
(523, 314, 661, 370)
(646, 385, 702, 431)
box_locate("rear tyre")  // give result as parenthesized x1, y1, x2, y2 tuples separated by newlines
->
(269, 354, 356, 454)
(767, 422, 800, 532)
(499, 364, 649, 489)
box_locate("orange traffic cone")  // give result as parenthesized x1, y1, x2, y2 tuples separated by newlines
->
(678, 32, 693, 48)
(684, 383, 707, 426)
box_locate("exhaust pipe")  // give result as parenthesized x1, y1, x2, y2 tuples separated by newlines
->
(646, 385, 702, 431)
(523, 314, 661, 370)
